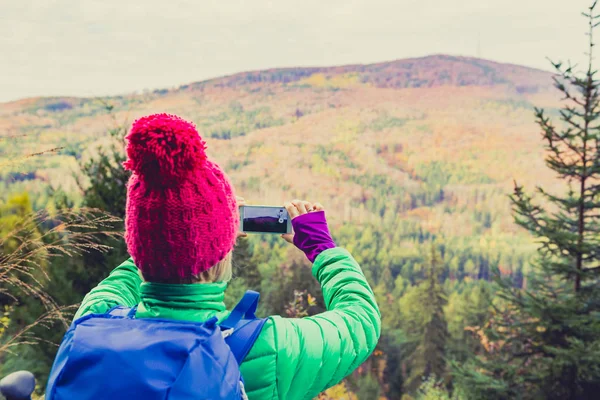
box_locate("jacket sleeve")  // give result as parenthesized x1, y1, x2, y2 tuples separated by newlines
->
(271, 247, 381, 399)
(73, 258, 142, 320)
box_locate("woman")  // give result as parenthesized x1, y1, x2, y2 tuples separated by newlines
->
(73, 113, 381, 399)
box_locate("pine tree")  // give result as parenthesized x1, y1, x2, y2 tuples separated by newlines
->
(380, 265, 394, 293)
(405, 244, 449, 392)
(454, 3, 600, 399)
(354, 373, 381, 400)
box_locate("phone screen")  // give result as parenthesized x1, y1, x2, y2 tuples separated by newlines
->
(240, 206, 290, 234)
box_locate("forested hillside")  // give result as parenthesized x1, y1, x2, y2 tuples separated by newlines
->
(2, 53, 586, 399)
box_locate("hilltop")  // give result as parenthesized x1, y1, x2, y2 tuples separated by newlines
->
(0, 55, 561, 259)
(194, 54, 553, 91)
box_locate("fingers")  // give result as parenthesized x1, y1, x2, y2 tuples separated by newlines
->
(281, 199, 323, 244)
(284, 202, 299, 219)
(304, 201, 315, 212)
(292, 199, 313, 215)
(285, 200, 324, 220)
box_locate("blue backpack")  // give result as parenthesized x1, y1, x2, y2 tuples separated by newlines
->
(45, 290, 267, 400)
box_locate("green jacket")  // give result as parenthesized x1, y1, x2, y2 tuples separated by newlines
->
(74, 248, 381, 399)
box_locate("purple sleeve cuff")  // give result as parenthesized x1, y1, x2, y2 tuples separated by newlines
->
(291, 211, 336, 263)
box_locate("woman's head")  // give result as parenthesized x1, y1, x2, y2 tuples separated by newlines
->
(123, 113, 238, 284)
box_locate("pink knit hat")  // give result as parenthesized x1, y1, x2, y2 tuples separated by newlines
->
(123, 113, 238, 282)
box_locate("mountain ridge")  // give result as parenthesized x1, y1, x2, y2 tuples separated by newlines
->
(1, 54, 555, 107)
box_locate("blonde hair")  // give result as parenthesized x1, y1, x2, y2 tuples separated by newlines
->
(139, 251, 233, 284)
(196, 251, 233, 283)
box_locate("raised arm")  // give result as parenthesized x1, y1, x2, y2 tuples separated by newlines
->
(73, 258, 142, 319)
(272, 247, 381, 399)
(263, 202, 381, 399)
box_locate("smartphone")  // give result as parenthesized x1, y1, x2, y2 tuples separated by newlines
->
(239, 205, 292, 235)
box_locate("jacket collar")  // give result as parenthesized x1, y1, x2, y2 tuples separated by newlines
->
(136, 281, 228, 320)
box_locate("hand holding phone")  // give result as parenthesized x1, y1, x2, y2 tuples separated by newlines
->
(282, 200, 336, 263)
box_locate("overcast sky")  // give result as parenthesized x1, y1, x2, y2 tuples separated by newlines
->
(0, 0, 594, 102)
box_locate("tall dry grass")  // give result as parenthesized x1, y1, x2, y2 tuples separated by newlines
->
(0, 207, 122, 355)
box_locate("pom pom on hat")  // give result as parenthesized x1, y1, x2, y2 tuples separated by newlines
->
(123, 113, 207, 185)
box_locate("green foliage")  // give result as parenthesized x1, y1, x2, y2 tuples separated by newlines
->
(415, 376, 464, 400)
(403, 245, 450, 393)
(75, 110, 130, 293)
(366, 113, 408, 132)
(0, 193, 121, 382)
(232, 237, 261, 291)
(78, 124, 128, 219)
(453, 4, 600, 399)
(354, 373, 381, 400)
(414, 161, 495, 185)
(225, 237, 262, 309)
(205, 103, 285, 140)
(444, 282, 493, 362)
(256, 245, 324, 317)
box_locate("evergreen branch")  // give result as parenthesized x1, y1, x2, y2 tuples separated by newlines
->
(511, 181, 552, 236)
(536, 108, 583, 158)
(582, 265, 600, 271)
(559, 81, 586, 108)
(560, 108, 586, 127)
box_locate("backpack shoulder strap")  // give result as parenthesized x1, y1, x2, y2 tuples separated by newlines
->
(221, 291, 267, 364)
(220, 290, 260, 329)
(226, 318, 267, 365)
